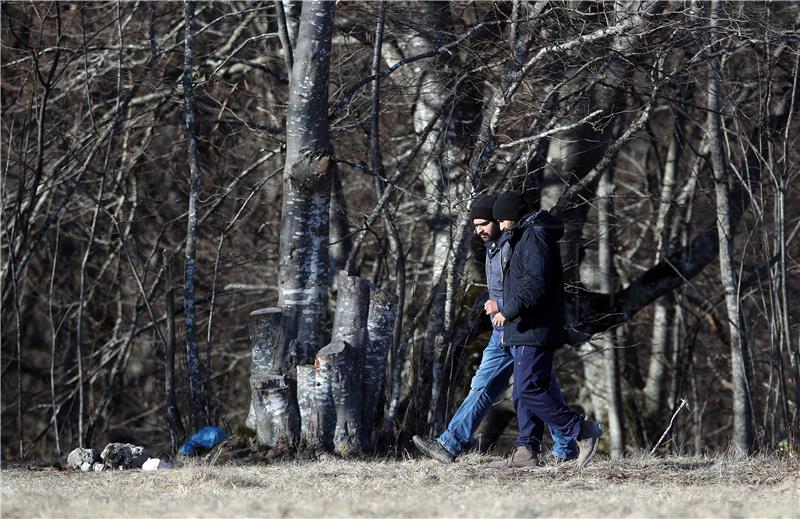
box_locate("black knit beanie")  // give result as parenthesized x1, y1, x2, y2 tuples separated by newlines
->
(493, 192, 526, 221)
(469, 195, 496, 221)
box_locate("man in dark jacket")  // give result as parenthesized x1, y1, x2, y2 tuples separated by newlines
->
(491, 192, 603, 468)
(412, 195, 577, 464)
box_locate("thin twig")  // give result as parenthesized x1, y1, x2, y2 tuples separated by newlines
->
(498, 110, 603, 149)
(651, 398, 690, 455)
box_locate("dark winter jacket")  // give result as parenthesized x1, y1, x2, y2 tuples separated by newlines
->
(501, 210, 566, 348)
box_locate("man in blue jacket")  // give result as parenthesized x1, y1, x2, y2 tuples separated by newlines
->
(490, 192, 603, 468)
(412, 195, 578, 464)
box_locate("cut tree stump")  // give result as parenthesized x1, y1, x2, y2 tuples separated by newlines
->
(316, 341, 361, 457)
(296, 364, 319, 451)
(332, 272, 370, 351)
(314, 272, 371, 456)
(246, 308, 283, 431)
(362, 287, 397, 451)
(251, 374, 298, 448)
(247, 308, 300, 449)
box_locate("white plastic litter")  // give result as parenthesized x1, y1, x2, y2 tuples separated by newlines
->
(142, 458, 172, 471)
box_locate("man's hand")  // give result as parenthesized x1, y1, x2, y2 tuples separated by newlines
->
(492, 312, 506, 327)
(484, 299, 499, 315)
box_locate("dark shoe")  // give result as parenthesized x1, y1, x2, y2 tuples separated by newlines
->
(576, 419, 603, 468)
(412, 435, 455, 464)
(506, 445, 539, 468)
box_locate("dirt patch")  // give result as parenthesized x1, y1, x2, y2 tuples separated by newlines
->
(2, 455, 798, 518)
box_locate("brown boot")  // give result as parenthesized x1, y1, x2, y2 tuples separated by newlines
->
(506, 445, 539, 468)
(576, 419, 603, 468)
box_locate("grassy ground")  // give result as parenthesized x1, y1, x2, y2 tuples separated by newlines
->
(1, 454, 798, 518)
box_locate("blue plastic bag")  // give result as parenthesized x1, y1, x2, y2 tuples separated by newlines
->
(179, 426, 228, 456)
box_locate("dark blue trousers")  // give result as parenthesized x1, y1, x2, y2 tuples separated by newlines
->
(511, 345, 581, 451)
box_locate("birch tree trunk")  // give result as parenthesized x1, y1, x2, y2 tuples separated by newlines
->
(182, 0, 207, 430)
(316, 341, 361, 457)
(281, 1, 301, 51)
(278, 0, 336, 368)
(246, 308, 287, 435)
(598, 168, 625, 458)
(707, 0, 753, 455)
(644, 116, 683, 426)
(163, 249, 185, 451)
(296, 364, 318, 450)
(329, 272, 371, 454)
(400, 2, 458, 435)
(329, 170, 352, 281)
(363, 287, 396, 451)
(378, 2, 463, 434)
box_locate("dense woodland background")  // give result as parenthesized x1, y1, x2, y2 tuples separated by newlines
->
(1, 0, 798, 461)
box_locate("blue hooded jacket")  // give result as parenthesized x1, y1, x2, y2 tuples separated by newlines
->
(485, 230, 511, 335)
(501, 210, 566, 348)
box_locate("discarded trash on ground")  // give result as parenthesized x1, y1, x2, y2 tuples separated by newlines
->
(142, 458, 172, 471)
(179, 426, 228, 456)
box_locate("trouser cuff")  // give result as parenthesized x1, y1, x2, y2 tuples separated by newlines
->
(436, 433, 460, 456)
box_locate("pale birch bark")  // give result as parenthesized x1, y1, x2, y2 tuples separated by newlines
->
(363, 286, 396, 451)
(246, 308, 284, 432)
(278, 0, 336, 368)
(316, 341, 362, 457)
(382, 2, 461, 433)
(707, 0, 753, 455)
(598, 168, 625, 458)
(644, 119, 682, 423)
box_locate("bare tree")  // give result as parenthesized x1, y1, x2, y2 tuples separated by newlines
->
(2, 1, 798, 460)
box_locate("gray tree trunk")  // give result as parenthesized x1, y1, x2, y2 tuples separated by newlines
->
(645, 295, 673, 420)
(578, 340, 607, 423)
(251, 378, 297, 449)
(182, 0, 207, 430)
(278, 0, 336, 372)
(247, 308, 299, 448)
(707, 0, 753, 455)
(644, 117, 682, 425)
(312, 352, 336, 452)
(363, 287, 397, 452)
(332, 273, 370, 354)
(316, 341, 362, 457)
(246, 308, 283, 430)
(598, 168, 625, 458)
(330, 273, 372, 454)
(274, 0, 294, 75)
(281, 1, 301, 51)
(162, 249, 184, 451)
(382, 2, 462, 433)
(329, 170, 353, 281)
(296, 364, 317, 451)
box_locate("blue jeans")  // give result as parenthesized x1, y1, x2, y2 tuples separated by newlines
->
(511, 345, 582, 452)
(437, 332, 578, 459)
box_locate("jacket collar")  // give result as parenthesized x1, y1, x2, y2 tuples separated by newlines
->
(487, 230, 511, 254)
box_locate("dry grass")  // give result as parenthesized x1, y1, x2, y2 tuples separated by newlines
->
(1, 454, 798, 518)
